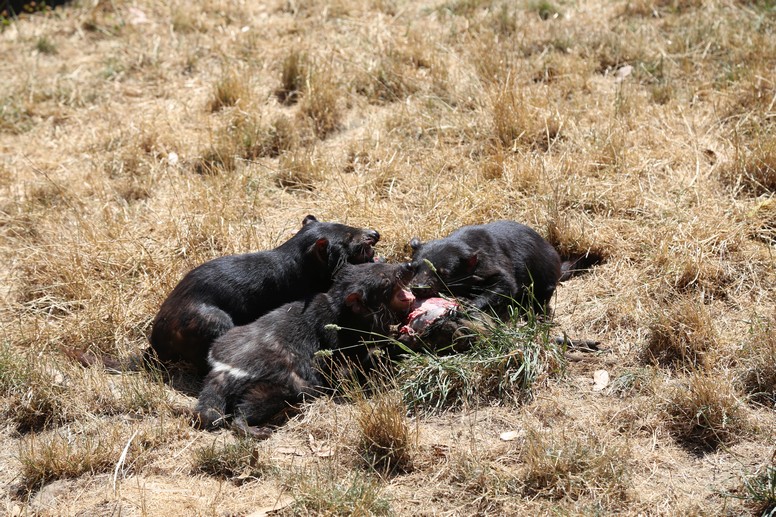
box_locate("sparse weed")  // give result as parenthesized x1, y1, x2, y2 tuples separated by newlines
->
(663, 372, 748, 452)
(608, 368, 655, 398)
(449, 449, 515, 493)
(544, 206, 609, 269)
(0, 95, 34, 134)
(241, 115, 298, 159)
(490, 79, 559, 152)
(283, 469, 390, 516)
(528, 0, 562, 20)
(354, 45, 421, 104)
(192, 436, 271, 482)
(194, 136, 238, 175)
(34, 36, 56, 55)
(0, 343, 70, 432)
(740, 461, 776, 517)
(747, 198, 776, 245)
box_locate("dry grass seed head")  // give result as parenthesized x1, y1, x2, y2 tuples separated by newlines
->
(663, 372, 748, 452)
(643, 297, 718, 371)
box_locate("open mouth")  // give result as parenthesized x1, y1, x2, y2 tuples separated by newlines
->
(363, 243, 376, 260)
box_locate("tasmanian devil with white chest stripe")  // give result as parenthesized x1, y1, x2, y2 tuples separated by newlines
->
(193, 261, 416, 437)
(148, 215, 381, 375)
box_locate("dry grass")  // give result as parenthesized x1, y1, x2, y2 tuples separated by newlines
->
(1, 0, 775, 514)
(642, 297, 719, 371)
(519, 426, 631, 505)
(736, 315, 776, 407)
(351, 383, 415, 475)
(192, 435, 272, 482)
(281, 468, 391, 516)
(663, 372, 749, 452)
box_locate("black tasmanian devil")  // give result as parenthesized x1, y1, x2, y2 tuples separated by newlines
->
(409, 220, 561, 319)
(193, 261, 416, 437)
(149, 215, 381, 374)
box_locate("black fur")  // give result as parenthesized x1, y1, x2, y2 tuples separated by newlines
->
(409, 220, 561, 319)
(149, 215, 380, 374)
(194, 262, 415, 436)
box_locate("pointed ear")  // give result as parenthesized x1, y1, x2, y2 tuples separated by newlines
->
(302, 214, 318, 226)
(345, 291, 366, 314)
(310, 238, 328, 263)
(409, 238, 422, 251)
(466, 253, 478, 273)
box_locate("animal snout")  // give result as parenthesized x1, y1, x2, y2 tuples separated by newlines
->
(364, 230, 380, 245)
(398, 262, 417, 283)
(410, 275, 437, 299)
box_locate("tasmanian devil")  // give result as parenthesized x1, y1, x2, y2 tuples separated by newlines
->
(409, 220, 561, 319)
(149, 215, 381, 374)
(193, 262, 416, 437)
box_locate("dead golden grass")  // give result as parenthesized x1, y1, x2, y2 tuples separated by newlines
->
(519, 425, 631, 505)
(351, 384, 415, 475)
(736, 314, 776, 407)
(642, 297, 719, 371)
(663, 372, 749, 452)
(1, 0, 775, 514)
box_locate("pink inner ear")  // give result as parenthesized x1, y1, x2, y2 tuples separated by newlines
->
(345, 292, 363, 311)
(311, 238, 329, 264)
(467, 254, 478, 271)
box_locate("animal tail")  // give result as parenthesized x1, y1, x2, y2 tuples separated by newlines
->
(559, 251, 606, 282)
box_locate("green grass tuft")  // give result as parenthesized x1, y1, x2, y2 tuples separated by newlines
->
(396, 316, 564, 413)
